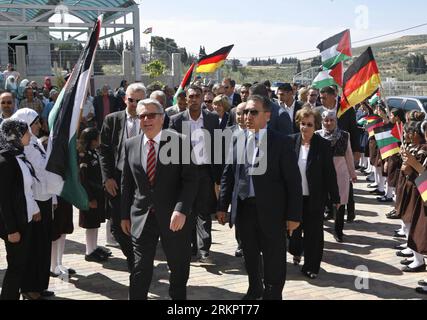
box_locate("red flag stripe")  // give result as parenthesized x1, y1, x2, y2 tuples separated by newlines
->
(418, 179, 427, 195)
(198, 53, 230, 66)
(343, 60, 380, 97)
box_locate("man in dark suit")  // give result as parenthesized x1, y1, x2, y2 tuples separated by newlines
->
(169, 85, 221, 262)
(121, 99, 198, 300)
(217, 95, 303, 300)
(317, 86, 361, 222)
(94, 85, 120, 130)
(99, 83, 146, 271)
(275, 83, 304, 133)
(222, 78, 242, 108)
(250, 84, 293, 136)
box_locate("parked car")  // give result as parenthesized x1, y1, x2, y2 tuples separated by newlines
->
(386, 96, 427, 113)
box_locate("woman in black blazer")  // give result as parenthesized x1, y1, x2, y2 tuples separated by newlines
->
(288, 108, 340, 279)
(0, 119, 41, 300)
(212, 94, 230, 130)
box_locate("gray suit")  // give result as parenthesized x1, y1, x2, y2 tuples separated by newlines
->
(121, 129, 198, 300)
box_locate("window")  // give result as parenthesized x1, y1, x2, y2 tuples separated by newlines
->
(404, 100, 421, 111)
(387, 98, 403, 109)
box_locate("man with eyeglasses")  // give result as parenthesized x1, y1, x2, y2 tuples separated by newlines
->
(202, 92, 215, 112)
(222, 78, 241, 107)
(316, 86, 360, 222)
(94, 84, 120, 130)
(169, 85, 221, 263)
(217, 95, 302, 300)
(121, 99, 198, 300)
(0, 92, 15, 125)
(99, 83, 147, 272)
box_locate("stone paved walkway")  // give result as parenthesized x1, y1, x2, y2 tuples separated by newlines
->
(1, 173, 426, 300)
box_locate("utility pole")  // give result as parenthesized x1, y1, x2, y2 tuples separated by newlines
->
(149, 36, 153, 62)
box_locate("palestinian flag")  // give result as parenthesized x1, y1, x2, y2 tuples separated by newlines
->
(196, 44, 234, 73)
(317, 29, 352, 69)
(415, 171, 427, 205)
(45, 16, 103, 210)
(366, 117, 384, 137)
(312, 62, 343, 89)
(357, 114, 381, 126)
(173, 62, 195, 105)
(391, 122, 404, 141)
(342, 47, 382, 108)
(374, 124, 401, 159)
(369, 89, 381, 106)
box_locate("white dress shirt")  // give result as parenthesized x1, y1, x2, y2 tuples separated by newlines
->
(298, 145, 310, 196)
(16, 156, 40, 222)
(190, 112, 209, 165)
(142, 132, 162, 172)
(126, 109, 140, 139)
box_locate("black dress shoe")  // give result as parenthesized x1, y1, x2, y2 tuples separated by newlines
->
(334, 234, 343, 243)
(415, 287, 427, 295)
(393, 232, 406, 238)
(96, 247, 112, 257)
(85, 251, 108, 262)
(370, 189, 386, 196)
(235, 248, 243, 257)
(367, 183, 378, 188)
(377, 196, 393, 203)
(40, 290, 55, 297)
(418, 280, 427, 286)
(402, 264, 426, 272)
(394, 244, 407, 250)
(400, 258, 414, 266)
(346, 218, 355, 223)
(396, 251, 414, 258)
(324, 213, 334, 221)
(386, 213, 400, 220)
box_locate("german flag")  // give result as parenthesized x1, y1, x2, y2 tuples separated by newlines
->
(196, 45, 234, 73)
(415, 171, 427, 205)
(342, 47, 382, 109)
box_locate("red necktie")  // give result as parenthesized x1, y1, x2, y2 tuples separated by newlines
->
(146, 139, 156, 186)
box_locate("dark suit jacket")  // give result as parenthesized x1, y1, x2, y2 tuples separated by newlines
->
(277, 100, 304, 134)
(169, 109, 222, 183)
(231, 93, 242, 107)
(268, 101, 293, 136)
(99, 110, 127, 183)
(0, 151, 29, 238)
(121, 130, 198, 239)
(289, 133, 340, 211)
(218, 129, 303, 236)
(94, 95, 119, 130)
(227, 107, 236, 127)
(337, 106, 361, 153)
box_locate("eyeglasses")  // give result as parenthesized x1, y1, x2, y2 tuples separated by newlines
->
(128, 97, 142, 104)
(188, 94, 201, 99)
(138, 113, 162, 120)
(300, 122, 314, 128)
(1, 101, 13, 105)
(236, 112, 244, 116)
(309, 94, 318, 97)
(204, 100, 213, 104)
(224, 86, 230, 90)
(243, 109, 262, 116)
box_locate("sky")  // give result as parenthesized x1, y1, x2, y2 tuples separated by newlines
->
(137, 0, 427, 60)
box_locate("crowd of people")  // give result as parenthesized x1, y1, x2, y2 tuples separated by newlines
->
(0, 63, 426, 300)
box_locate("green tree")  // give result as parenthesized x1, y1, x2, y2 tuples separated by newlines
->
(145, 59, 166, 78)
(109, 38, 116, 51)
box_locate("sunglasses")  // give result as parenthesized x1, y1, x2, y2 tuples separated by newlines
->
(243, 109, 262, 116)
(204, 100, 213, 104)
(188, 94, 201, 99)
(128, 97, 142, 104)
(138, 113, 162, 120)
(1, 101, 13, 105)
(301, 122, 314, 128)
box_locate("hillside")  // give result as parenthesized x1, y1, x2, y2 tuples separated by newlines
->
(223, 35, 427, 83)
